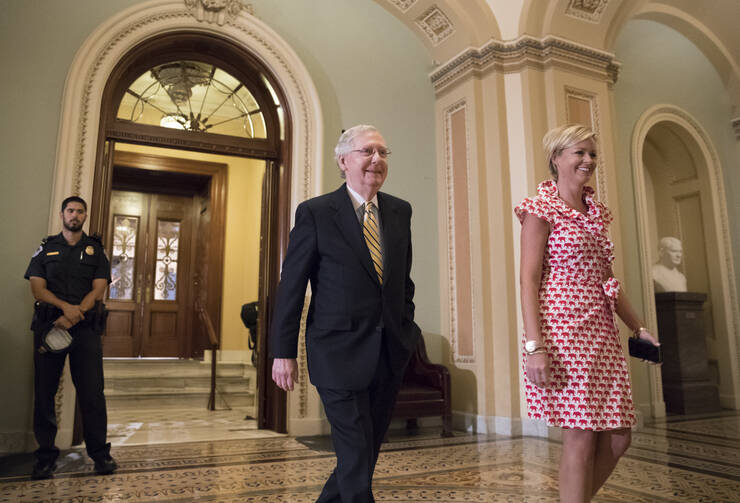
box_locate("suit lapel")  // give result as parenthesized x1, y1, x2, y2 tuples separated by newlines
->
(330, 185, 379, 284)
(377, 192, 399, 288)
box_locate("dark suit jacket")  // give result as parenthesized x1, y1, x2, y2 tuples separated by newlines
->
(270, 184, 420, 390)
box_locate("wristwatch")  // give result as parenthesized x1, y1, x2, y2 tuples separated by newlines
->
(524, 340, 545, 354)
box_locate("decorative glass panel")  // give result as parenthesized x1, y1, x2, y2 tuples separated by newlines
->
(154, 220, 180, 301)
(117, 60, 267, 139)
(110, 216, 139, 300)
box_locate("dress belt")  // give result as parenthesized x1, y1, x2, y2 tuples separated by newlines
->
(545, 270, 621, 310)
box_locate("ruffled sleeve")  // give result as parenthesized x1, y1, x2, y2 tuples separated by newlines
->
(514, 195, 556, 225)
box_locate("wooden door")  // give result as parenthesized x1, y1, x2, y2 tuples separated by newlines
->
(190, 186, 214, 358)
(104, 191, 194, 357)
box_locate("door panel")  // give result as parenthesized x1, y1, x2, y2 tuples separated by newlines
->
(104, 191, 193, 357)
(104, 192, 148, 357)
(191, 189, 212, 357)
(141, 194, 193, 356)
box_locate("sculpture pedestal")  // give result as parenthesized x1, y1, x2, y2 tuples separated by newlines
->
(655, 292, 720, 414)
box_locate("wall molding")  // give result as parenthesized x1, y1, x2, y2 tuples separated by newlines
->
(430, 35, 620, 94)
(443, 99, 477, 365)
(564, 86, 608, 205)
(452, 411, 529, 437)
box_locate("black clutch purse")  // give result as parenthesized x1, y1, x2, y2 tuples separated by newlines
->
(628, 336, 662, 364)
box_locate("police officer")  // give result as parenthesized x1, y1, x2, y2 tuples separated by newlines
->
(24, 196, 117, 479)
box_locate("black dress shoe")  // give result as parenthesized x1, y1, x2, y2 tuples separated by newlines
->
(31, 461, 57, 480)
(93, 455, 118, 475)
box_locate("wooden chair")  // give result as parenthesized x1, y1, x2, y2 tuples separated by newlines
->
(392, 336, 453, 437)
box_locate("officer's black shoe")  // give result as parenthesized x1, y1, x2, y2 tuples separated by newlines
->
(31, 460, 57, 480)
(93, 455, 118, 475)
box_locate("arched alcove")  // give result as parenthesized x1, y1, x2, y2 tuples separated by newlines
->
(632, 105, 740, 413)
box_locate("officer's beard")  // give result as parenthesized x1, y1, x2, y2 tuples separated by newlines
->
(63, 220, 83, 232)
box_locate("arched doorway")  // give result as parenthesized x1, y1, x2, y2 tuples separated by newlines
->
(89, 32, 291, 432)
(632, 106, 740, 415)
(49, 0, 323, 446)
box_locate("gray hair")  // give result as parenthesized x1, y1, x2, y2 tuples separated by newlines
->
(334, 125, 379, 178)
(542, 124, 597, 180)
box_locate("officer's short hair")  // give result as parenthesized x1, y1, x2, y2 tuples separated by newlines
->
(61, 196, 87, 212)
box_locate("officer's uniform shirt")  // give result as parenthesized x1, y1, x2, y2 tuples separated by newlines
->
(25, 233, 111, 305)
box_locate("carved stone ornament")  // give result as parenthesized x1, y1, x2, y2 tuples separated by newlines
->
(184, 0, 252, 26)
(415, 6, 455, 46)
(565, 0, 609, 23)
(387, 0, 418, 13)
(430, 36, 620, 93)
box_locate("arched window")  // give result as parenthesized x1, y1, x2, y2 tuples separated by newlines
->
(99, 33, 286, 160)
(117, 60, 282, 140)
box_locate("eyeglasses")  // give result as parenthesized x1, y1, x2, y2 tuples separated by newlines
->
(350, 147, 392, 159)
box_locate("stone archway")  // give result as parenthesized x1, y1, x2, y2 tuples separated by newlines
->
(631, 105, 740, 414)
(48, 0, 323, 447)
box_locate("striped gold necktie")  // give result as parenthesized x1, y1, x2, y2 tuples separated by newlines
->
(363, 202, 383, 284)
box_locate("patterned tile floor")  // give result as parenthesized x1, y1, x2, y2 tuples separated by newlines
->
(1, 412, 738, 502)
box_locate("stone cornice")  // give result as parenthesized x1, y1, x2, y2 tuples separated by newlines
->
(430, 35, 620, 93)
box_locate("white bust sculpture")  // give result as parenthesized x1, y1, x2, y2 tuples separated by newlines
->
(652, 236, 688, 292)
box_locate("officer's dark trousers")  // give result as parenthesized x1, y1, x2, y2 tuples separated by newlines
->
(33, 323, 110, 464)
(316, 337, 404, 503)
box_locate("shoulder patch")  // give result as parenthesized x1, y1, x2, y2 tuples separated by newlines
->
(32, 245, 43, 258)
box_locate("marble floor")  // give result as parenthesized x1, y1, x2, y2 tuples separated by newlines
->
(1, 412, 738, 502)
(107, 407, 281, 446)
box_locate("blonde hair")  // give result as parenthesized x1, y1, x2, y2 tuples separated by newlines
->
(542, 124, 597, 180)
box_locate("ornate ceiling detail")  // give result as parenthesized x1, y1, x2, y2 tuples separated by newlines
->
(184, 0, 253, 26)
(386, 0, 418, 13)
(430, 36, 620, 93)
(565, 0, 609, 23)
(415, 5, 455, 46)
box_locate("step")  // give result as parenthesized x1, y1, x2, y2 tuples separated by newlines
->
(105, 389, 255, 410)
(103, 359, 253, 378)
(103, 358, 256, 411)
(105, 375, 252, 392)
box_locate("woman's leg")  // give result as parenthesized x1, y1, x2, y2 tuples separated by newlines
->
(591, 428, 631, 497)
(560, 428, 597, 503)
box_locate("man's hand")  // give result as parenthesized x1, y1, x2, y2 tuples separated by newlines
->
(53, 316, 73, 330)
(62, 303, 85, 324)
(272, 358, 298, 391)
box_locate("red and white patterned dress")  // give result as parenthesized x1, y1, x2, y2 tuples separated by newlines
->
(515, 180, 636, 430)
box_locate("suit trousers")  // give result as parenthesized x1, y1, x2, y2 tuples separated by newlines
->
(33, 323, 111, 464)
(316, 333, 404, 503)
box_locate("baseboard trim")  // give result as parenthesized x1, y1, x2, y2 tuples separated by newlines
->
(288, 417, 331, 437)
(451, 412, 566, 439)
(0, 431, 35, 455)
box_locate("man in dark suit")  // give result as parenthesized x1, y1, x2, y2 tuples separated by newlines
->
(271, 125, 421, 502)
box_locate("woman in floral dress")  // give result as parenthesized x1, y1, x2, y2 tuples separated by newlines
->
(515, 124, 659, 502)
